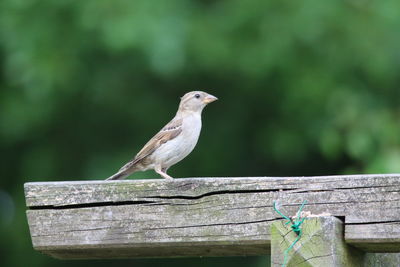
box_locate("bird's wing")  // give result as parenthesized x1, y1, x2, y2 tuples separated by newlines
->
(119, 117, 183, 171)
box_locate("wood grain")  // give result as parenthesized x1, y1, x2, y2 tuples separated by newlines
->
(271, 217, 364, 267)
(24, 174, 400, 259)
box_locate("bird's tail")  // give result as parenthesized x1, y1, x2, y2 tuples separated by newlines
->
(106, 171, 130, 180)
(106, 161, 138, 180)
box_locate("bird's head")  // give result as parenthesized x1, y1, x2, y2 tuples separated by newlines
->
(178, 91, 218, 113)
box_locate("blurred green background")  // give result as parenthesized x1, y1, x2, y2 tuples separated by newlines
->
(1, 0, 400, 266)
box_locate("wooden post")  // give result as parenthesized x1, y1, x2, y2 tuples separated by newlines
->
(23, 174, 400, 261)
(271, 216, 364, 266)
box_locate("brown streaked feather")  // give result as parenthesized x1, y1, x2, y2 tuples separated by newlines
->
(118, 117, 183, 172)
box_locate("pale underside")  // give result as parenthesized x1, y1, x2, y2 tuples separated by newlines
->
(120, 112, 202, 174)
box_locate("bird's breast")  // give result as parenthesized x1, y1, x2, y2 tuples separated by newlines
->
(181, 114, 202, 142)
(175, 114, 202, 156)
(151, 113, 202, 167)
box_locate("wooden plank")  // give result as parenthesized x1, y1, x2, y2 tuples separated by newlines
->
(364, 253, 400, 267)
(24, 174, 400, 259)
(346, 222, 400, 252)
(271, 217, 364, 267)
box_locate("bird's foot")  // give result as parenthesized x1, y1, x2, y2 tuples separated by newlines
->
(162, 174, 174, 180)
(155, 168, 174, 180)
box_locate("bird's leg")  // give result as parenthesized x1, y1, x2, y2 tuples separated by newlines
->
(155, 166, 173, 180)
(161, 167, 173, 179)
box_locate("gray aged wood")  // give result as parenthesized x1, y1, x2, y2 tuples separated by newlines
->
(24, 174, 400, 259)
(271, 217, 364, 267)
(363, 253, 400, 267)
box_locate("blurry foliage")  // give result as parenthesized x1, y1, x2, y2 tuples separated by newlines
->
(1, 0, 400, 266)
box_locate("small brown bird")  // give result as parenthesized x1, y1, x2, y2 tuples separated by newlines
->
(106, 91, 218, 180)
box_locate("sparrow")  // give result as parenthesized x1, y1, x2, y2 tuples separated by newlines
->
(106, 91, 218, 180)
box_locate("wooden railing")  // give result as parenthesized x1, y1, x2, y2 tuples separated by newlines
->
(24, 174, 400, 266)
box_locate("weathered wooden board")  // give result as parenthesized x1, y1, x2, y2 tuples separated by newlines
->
(24, 174, 400, 259)
(271, 217, 364, 267)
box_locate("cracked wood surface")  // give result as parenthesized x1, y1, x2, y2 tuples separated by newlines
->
(271, 217, 364, 267)
(24, 174, 400, 259)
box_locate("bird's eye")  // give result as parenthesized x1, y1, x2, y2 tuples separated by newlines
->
(194, 94, 201, 99)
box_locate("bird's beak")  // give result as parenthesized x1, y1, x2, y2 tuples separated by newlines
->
(203, 94, 218, 104)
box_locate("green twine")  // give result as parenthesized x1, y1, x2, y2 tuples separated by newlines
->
(273, 200, 307, 267)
